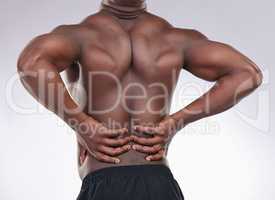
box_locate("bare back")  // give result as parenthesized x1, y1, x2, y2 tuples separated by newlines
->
(63, 11, 185, 178)
(17, 4, 262, 180)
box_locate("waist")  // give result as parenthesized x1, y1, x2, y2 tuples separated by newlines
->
(79, 149, 168, 179)
(82, 164, 173, 185)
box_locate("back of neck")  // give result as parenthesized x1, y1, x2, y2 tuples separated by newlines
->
(101, 0, 147, 19)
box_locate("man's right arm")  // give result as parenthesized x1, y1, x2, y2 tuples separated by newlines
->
(172, 30, 263, 126)
(130, 29, 263, 161)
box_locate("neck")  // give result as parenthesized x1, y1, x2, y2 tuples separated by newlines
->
(101, 0, 147, 19)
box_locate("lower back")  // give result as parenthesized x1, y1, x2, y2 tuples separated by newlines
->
(78, 144, 168, 180)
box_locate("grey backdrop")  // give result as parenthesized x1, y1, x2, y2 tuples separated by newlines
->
(1, 0, 274, 200)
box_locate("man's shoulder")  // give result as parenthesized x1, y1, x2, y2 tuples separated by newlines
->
(158, 27, 208, 51)
(51, 23, 96, 37)
(142, 12, 207, 40)
(44, 20, 104, 47)
(166, 28, 208, 42)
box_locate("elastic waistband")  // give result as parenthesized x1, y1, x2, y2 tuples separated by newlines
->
(82, 164, 174, 184)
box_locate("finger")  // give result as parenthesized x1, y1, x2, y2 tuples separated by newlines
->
(132, 144, 163, 154)
(102, 136, 132, 147)
(132, 135, 164, 146)
(134, 125, 157, 135)
(103, 128, 129, 138)
(146, 150, 165, 161)
(98, 145, 131, 156)
(154, 126, 166, 136)
(93, 151, 121, 164)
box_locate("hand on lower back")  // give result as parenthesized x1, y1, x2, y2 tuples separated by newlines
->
(131, 116, 180, 161)
(76, 117, 132, 164)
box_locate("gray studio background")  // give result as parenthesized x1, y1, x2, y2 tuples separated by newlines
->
(1, 0, 274, 200)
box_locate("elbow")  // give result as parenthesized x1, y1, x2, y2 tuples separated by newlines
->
(254, 69, 263, 88)
(237, 64, 263, 90)
(246, 65, 263, 89)
(17, 53, 40, 73)
(17, 51, 47, 81)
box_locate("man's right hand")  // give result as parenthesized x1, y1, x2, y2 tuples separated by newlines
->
(74, 117, 132, 164)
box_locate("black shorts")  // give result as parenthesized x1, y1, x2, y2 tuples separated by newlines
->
(77, 164, 184, 200)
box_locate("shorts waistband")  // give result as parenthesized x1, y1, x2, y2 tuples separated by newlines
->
(82, 164, 174, 185)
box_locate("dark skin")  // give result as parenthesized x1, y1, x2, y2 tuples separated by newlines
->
(17, 0, 262, 179)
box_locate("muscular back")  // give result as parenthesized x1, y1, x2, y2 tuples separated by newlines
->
(60, 12, 186, 176)
(18, 7, 261, 179)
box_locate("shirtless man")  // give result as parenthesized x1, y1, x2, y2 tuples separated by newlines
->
(17, 0, 263, 199)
